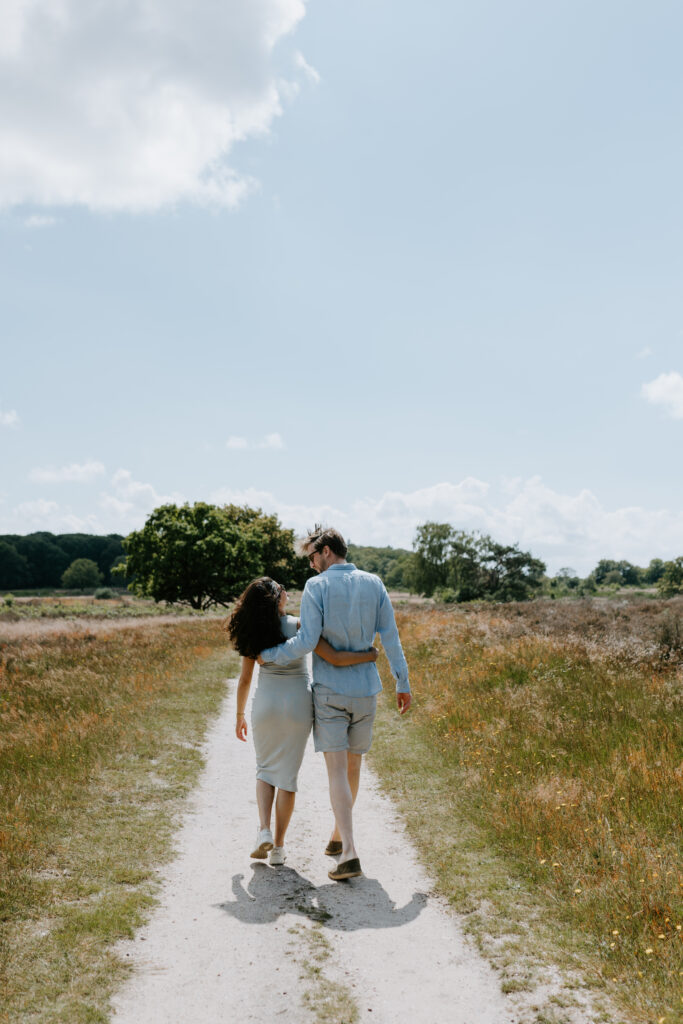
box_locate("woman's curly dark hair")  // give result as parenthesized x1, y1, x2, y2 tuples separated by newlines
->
(226, 577, 285, 660)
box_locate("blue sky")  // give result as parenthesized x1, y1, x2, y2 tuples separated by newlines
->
(1, 0, 682, 574)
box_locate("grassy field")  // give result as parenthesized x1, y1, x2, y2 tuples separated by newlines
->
(0, 592, 206, 622)
(371, 597, 682, 1024)
(3, 592, 681, 1023)
(0, 614, 237, 1024)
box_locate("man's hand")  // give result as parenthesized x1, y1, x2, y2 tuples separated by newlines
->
(397, 691, 412, 715)
(256, 655, 264, 666)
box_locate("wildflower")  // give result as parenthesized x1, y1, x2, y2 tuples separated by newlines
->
(574, 888, 582, 894)
(645, 948, 654, 954)
(612, 930, 619, 936)
(539, 859, 547, 865)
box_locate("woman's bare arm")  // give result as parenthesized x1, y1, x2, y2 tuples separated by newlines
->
(315, 637, 379, 666)
(235, 657, 256, 741)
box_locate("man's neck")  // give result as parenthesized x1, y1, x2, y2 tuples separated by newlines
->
(321, 555, 346, 571)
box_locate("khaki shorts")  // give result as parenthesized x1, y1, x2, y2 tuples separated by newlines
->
(312, 686, 378, 754)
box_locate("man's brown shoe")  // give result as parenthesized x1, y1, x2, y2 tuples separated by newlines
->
(328, 858, 362, 881)
(324, 840, 343, 857)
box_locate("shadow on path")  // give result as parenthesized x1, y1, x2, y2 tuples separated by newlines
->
(217, 864, 428, 931)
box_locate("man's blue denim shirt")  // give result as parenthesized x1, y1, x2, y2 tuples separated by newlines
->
(259, 563, 410, 698)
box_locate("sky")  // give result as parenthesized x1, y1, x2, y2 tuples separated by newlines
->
(1, 0, 682, 576)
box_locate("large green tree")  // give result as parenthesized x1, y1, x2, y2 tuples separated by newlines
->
(410, 521, 545, 602)
(409, 522, 455, 596)
(118, 503, 308, 610)
(657, 557, 683, 597)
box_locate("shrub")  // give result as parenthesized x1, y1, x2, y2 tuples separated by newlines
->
(655, 612, 683, 664)
(61, 558, 104, 590)
(93, 587, 114, 600)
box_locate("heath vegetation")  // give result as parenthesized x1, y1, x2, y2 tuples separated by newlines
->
(372, 597, 682, 1024)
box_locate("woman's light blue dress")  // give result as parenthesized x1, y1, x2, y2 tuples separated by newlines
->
(251, 615, 313, 792)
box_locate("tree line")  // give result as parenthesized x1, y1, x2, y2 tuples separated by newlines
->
(0, 532, 125, 590)
(1, 505, 682, 603)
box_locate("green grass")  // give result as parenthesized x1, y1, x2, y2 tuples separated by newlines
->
(0, 618, 237, 1024)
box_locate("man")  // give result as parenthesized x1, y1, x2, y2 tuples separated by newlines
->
(258, 525, 411, 881)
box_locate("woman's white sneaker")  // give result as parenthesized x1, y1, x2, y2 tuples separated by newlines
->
(251, 827, 274, 858)
(269, 846, 286, 866)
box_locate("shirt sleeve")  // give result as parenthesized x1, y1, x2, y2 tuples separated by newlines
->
(377, 585, 410, 692)
(259, 582, 323, 664)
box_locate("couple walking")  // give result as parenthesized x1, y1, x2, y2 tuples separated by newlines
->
(227, 525, 411, 881)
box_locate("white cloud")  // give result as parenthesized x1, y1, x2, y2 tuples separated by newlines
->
(209, 477, 683, 575)
(0, 405, 19, 428)
(258, 432, 285, 450)
(24, 214, 57, 228)
(4, 497, 102, 533)
(642, 371, 683, 419)
(15, 498, 60, 522)
(294, 51, 321, 85)
(636, 346, 652, 359)
(29, 459, 106, 483)
(99, 469, 184, 522)
(0, 0, 309, 212)
(226, 433, 286, 450)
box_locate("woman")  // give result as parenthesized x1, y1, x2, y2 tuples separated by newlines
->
(227, 577, 377, 866)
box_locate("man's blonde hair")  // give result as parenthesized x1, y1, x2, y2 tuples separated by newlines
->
(297, 524, 347, 559)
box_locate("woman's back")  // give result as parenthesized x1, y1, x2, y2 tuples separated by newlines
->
(257, 615, 309, 679)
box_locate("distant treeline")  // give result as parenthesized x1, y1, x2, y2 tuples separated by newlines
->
(1, 523, 682, 602)
(346, 544, 414, 590)
(0, 533, 125, 589)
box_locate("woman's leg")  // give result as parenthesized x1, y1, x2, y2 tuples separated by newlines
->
(274, 788, 296, 847)
(256, 779, 275, 829)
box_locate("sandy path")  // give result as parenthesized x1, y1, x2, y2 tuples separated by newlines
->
(111, 673, 517, 1024)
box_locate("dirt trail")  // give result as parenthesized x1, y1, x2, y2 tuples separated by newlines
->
(111, 674, 520, 1024)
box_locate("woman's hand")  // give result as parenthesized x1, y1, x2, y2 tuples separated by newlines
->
(235, 714, 248, 741)
(315, 637, 381, 666)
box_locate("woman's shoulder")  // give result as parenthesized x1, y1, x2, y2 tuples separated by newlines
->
(280, 614, 299, 636)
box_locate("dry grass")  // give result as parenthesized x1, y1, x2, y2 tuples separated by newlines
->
(373, 599, 682, 1024)
(0, 593, 208, 623)
(0, 617, 236, 1023)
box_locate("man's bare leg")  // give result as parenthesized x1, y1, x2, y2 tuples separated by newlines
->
(328, 753, 362, 845)
(323, 750, 359, 862)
